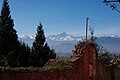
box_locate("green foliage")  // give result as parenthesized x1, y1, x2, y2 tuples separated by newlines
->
(45, 59, 72, 70)
(88, 27, 116, 66)
(0, 0, 19, 57)
(18, 42, 30, 67)
(98, 52, 120, 68)
(7, 42, 31, 67)
(0, 0, 55, 68)
(0, 0, 31, 67)
(91, 37, 116, 67)
(0, 66, 42, 72)
(89, 27, 95, 42)
(0, 55, 8, 66)
(111, 54, 120, 68)
(73, 28, 120, 68)
(0, 59, 72, 72)
(98, 51, 113, 66)
(30, 23, 56, 67)
(89, 28, 120, 67)
(49, 49, 56, 59)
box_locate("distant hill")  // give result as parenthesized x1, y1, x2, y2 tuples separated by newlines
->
(19, 32, 120, 57)
(96, 36, 120, 53)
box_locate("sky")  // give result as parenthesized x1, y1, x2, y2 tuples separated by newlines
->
(0, 0, 120, 37)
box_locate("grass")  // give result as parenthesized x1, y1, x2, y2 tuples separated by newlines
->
(0, 59, 73, 72)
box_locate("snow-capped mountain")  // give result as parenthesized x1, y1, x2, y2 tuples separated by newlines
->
(19, 35, 34, 47)
(47, 32, 80, 41)
(19, 33, 120, 57)
(46, 32, 78, 57)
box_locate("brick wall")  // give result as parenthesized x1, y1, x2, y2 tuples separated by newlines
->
(0, 69, 82, 80)
(114, 68, 120, 80)
(96, 60, 111, 80)
(0, 43, 120, 80)
(0, 58, 84, 80)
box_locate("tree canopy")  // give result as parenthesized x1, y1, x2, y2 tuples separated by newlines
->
(0, 0, 31, 67)
(30, 23, 56, 67)
(0, 0, 19, 57)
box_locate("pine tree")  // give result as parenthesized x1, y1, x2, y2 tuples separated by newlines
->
(43, 43, 56, 62)
(19, 43, 30, 67)
(30, 22, 56, 67)
(0, 0, 19, 57)
(0, 0, 31, 67)
(7, 42, 31, 67)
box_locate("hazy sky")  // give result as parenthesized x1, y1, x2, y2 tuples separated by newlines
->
(0, 0, 120, 37)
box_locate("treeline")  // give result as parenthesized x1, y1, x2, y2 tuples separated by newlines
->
(0, 0, 56, 67)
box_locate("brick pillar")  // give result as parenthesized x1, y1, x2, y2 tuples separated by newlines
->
(92, 45, 97, 80)
(83, 46, 89, 80)
(82, 43, 97, 80)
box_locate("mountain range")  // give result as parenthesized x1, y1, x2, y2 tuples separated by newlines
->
(19, 32, 120, 57)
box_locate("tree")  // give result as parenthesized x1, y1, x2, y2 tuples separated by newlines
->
(43, 43, 56, 62)
(111, 54, 120, 68)
(89, 27, 95, 42)
(89, 27, 113, 66)
(18, 43, 30, 67)
(0, 0, 19, 57)
(72, 27, 115, 66)
(30, 22, 56, 67)
(7, 42, 31, 67)
(98, 51, 114, 66)
(0, 0, 31, 67)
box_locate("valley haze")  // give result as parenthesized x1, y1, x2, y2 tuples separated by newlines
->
(19, 32, 120, 57)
